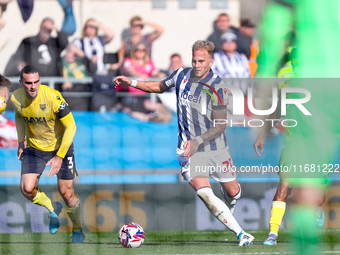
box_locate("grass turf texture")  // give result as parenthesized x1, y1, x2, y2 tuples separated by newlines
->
(1, 229, 340, 254)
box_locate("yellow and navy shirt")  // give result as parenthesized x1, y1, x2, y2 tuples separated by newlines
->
(11, 85, 68, 152)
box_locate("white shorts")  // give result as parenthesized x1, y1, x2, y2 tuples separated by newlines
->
(179, 146, 237, 183)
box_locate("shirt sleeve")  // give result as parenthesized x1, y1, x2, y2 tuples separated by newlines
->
(11, 93, 19, 113)
(56, 112, 76, 158)
(15, 112, 25, 143)
(163, 68, 183, 89)
(52, 90, 68, 114)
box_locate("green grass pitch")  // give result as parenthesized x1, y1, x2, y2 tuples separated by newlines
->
(1, 229, 340, 255)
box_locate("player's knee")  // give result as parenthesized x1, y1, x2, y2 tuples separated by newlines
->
(59, 188, 74, 201)
(196, 187, 215, 203)
(21, 185, 36, 199)
(229, 183, 241, 200)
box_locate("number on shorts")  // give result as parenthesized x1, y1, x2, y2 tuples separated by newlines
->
(67, 156, 73, 169)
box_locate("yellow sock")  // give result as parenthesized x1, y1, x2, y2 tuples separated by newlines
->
(66, 200, 82, 231)
(269, 201, 286, 235)
(31, 189, 54, 212)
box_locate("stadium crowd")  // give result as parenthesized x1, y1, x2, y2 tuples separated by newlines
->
(0, 2, 266, 121)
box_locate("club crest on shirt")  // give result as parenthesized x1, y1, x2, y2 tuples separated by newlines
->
(39, 104, 47, 111)
(56, 96, 61, 101)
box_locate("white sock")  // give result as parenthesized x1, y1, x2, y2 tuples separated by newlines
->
(197, 187, 242, 236)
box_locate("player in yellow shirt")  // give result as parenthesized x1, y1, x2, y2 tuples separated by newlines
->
(11, 65, 84, 243)
(254, 49, 326, 245)
(0, 75, 12, 114)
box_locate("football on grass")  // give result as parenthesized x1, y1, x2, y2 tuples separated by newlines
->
(118, 222, 145, 248)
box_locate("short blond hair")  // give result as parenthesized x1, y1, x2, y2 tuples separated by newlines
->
(192, 40, 214, 57)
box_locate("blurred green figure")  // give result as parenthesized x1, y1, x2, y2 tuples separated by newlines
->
(256, 0, 340, 254)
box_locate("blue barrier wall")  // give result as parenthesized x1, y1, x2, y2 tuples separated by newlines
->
(0, 111, 285, 171)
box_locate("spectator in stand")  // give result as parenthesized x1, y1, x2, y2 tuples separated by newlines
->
(74, 18, 115, 75)
(239, 19, 256, 52)
(158, 53, 184, 113)
(122, 42, 164, 88)
(111, 15, 164, 71)
(164, 53, 184, 76)
(239, 19, 259, 77)
(121, 43, 170, 122)
(61, 43, 96, 111)
(207, 13, 250, 58)
(207, 13, 237, 53)
(4, 17, 69, 78)
(212, 32, 250, 94)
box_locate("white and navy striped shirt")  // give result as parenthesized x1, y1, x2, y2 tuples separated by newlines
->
(212, 50, 250, 94)
(163, 67, 228, 155)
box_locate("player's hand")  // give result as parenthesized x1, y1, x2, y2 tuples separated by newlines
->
(17, 142, 25, 160)
(114, 76, 132, 88)
(44, 22, 59, 32)
(253, 136, 265, 157)
(17, 62, 26, 72)
(62, 82, 73, 90)
(183, 139, 199, 158)
(46, 155, 63, 177)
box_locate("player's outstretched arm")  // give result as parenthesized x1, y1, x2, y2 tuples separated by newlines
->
(114, 75, 169, 93)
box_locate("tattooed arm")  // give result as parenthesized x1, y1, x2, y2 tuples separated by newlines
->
(183, 105, 227, 158)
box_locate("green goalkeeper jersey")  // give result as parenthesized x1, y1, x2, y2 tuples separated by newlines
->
(257, 0, 340, 183)
(257, 0, 340, 78)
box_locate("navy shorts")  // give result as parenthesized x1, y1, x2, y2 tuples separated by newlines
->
(21, 143, 78, 180)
